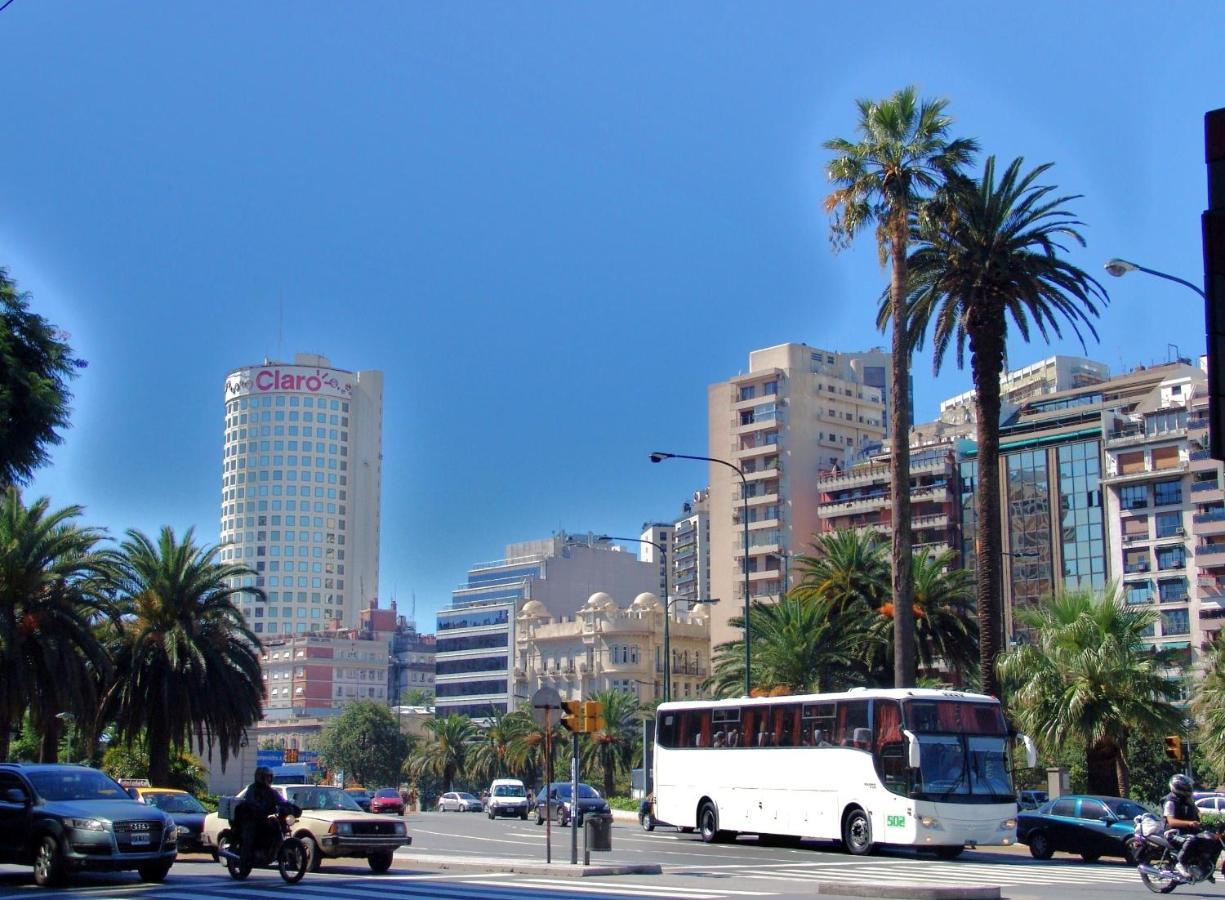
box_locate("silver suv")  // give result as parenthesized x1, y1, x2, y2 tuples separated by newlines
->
(0, 764, 177, 887)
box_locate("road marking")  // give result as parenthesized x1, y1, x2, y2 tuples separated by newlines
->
(513, 877, 774, 896)
(468, 878, 757, 898)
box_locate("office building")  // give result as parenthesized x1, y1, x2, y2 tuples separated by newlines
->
(220, 353, 383, 633)
(514, 591, 712, 703)
(434, 534, 659, 719)
(706, 343, 890, 648)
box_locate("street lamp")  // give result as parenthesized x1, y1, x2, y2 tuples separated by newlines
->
(1104, 258, 1206, 300)
(650, 451, 752, 697)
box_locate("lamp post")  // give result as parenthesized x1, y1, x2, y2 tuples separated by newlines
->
(1104, 258, 1206, 300)
(598, 534, 719, 703)
(650, 451, 752, 697)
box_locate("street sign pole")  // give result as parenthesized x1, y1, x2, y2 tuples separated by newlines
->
(571, 731, 579, 865)
(531, 687, 562, 865)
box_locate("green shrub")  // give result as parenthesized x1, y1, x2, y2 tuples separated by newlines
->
(607, 796, 638, 811)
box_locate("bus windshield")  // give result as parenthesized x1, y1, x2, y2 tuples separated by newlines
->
(898, 699, 1013, 802)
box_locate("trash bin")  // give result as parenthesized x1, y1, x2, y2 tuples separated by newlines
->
(584, 812, 613, 852)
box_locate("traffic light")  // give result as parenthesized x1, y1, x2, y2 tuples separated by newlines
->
(284, 748, 299, 763)
(561, 700, 584, 732)
(1165, 735, 1184, 761)
(583, 700, 606, 733)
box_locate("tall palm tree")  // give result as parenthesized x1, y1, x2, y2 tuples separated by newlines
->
(710, 593, 874, 697)
(865, 548, 979, 686)
(825, 87, 977, 688)
(0, 488, 111, 760)
(578, 689, 643, 800)
(998, 587, 1179, 796)
(406, 714, 479, 793)
(1193, 637, 1225, 781)
(100, 527, 264, 786)
(896, 156, 1107, 697)
(503, 709, 564, 791)
(468, 708, 518, 784)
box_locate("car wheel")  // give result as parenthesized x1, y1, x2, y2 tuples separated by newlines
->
(299, 834, 323, 872)
(641, 812, 656, 832)
(842, 807, 875, 856)
(1028, 831, 1054, 860)
(138, 861, 172, 883)
(520, 810, 528, 820)
(368, 850, 394, 874)
(698, 801, 731, 843)
(33, 834, 67, 887)
(1081, 851, 1101, 863)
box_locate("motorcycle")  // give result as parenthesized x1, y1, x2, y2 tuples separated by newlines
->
(217, 800, 308, 884)
(1130, 813, 1224, 894)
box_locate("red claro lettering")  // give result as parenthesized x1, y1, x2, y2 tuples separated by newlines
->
(253, 369, 325, 392)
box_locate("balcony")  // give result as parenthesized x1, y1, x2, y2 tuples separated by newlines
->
(818, 495, 889, 516)
(911, 512, 950, 530)
(1192, 448, 1212, 461)
(1123, 561, 1151, 575)
(1122, 531, 1150, 544)
(1198, 544, 1225, 559)
(1189, 417, 1210, 431)
(1192, 480, 1220, 493)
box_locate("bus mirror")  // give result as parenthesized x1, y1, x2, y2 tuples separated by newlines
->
(902, 729, 921, 769)
(1020, 734, 1038, 768)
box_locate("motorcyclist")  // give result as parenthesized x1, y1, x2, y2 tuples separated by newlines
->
(236, 766, 282, 865)
(1162, 773, 1203, 879)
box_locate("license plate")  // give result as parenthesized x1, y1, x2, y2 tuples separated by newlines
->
(130, 833, 150, 846)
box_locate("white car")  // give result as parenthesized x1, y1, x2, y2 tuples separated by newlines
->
(436, 791, 483, 812)
(486, 779, 530, 820)
(200, 783, 409, 873)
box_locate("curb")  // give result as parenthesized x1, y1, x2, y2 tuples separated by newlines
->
(400, 853, 661, 878)
(813, 885, 999, 900)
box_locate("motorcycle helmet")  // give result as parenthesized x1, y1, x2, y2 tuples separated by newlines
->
(1170, 773, 1193, 797)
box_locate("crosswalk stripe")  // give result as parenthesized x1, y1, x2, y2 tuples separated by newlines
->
(467, 879, 732, 899)
(512, 877, 774, 896)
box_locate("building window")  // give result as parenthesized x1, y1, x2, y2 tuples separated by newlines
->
(1154, 479, 1183, 507)
(1155, 511, 1183, 538)
(1120, 484, 1147, 511)
(1125, 581, 1153, 605)
(1158, 578, 1188, 602)
(1156, 545, 1186, 570)
(738, 386, 756, 402)
(1161, 609, 1190, 636)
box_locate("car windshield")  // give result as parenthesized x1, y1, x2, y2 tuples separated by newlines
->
(1107, 798, 1151, 819)
(143, 792, 206, 813)
(375, 789, 399, 798)
(28, 769, 130, 802)
(550, 784, 600, 799)
(494, 785, 526, 797)
(457, 792, 478, 801)
(289, 788, 363, 811)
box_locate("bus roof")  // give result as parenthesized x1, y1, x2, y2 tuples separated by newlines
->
(658, 687, 997, 711)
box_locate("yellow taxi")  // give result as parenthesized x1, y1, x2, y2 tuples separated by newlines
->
(121, 780, 210, 853)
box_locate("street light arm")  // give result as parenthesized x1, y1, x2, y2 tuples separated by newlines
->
(1104, 258, 1207, 300)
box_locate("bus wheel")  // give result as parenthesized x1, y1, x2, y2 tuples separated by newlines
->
(842, 807, 875, 856)
(698, 802, 731, 844)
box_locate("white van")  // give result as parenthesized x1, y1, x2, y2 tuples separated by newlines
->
(486, 778, 529, 819)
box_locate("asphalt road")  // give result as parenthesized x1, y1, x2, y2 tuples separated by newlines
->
(0, 810, 1201, 900)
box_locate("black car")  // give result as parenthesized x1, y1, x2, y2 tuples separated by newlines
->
(1017, 794, 1151, 863)
(0, 763, 178, 887)
(132, 789, 209, 853)
(344, 788, 374, 812)
(534, 782, 610, 828)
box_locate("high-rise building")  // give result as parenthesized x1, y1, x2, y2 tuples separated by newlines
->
(706, 343, 890, 648)
(938, 355, 1110, 427)
(670, 490, 711, 613)
(220, 353, 383, 634)
(638, 522, 673, 599)
(435, 533, 658, 719)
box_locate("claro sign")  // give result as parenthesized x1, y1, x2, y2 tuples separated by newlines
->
(225, 365, 354, 399)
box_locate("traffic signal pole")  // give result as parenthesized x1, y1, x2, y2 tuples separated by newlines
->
(571, 731, 580, 865)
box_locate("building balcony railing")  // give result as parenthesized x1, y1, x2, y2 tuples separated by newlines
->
(1189, 417, 1210, 430)
(1122, 531, 1150, 543)
(1195, 510, 1225, 524)
(1192, 481, 1221, 493)
(1124, 562, 1151, 574)
(1192, 448, 1212, 461)
(1199, 545, 1225, 558)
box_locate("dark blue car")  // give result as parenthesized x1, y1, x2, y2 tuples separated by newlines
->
(1018, 794, 1150, 863)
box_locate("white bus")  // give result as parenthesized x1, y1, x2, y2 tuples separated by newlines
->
(654, 687, 1036, 858)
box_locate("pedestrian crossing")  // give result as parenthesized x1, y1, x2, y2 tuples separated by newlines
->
(677, 855, 1140, 889)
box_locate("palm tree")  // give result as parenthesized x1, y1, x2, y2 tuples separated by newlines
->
(896, 156, 1107, 697)
(789, 528, 890, 614)
(0, 488, 111, 760)
(0, 269, 85, 488)
(866, 549, 979, 686)
(578, 689, 643, 800)
(1193, 638, 1225, 781)
(406, 714, 479, 794)
(825, 87, 977, 688)
(998, 587, 1180, 796)
(503, 709, 563, 791)
(100, 526, 264, 786)
(468, 708, 518, 784)
(710, 593, 874, 696)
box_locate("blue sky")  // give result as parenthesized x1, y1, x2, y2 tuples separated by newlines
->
(1, 2, 1219, 628)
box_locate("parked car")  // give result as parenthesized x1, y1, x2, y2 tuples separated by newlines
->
(200, 783, 409, 873)
(126, 785, 209, 853)
(1195, 794, 1225, 812)
(369, 788, 404, 816)
(0, 763, 177, 887)
(1018, 794, 1151, 863)
(534, 782, 611, 828)
(436, 791, 483, 813)
(486, 779, 529, 820)
(1018, 790, 1049, 811)
(344, 788, 374, 812)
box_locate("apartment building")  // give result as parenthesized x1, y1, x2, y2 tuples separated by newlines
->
(706, 343, 889, 648)
(670, 490, 712, 613)
(513, 591, 712, 703)
(638, 522, 674, 600)
(939, 355, 1110, 426)
(816, 438, 963, 561)
(434, 534, 658, 718)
